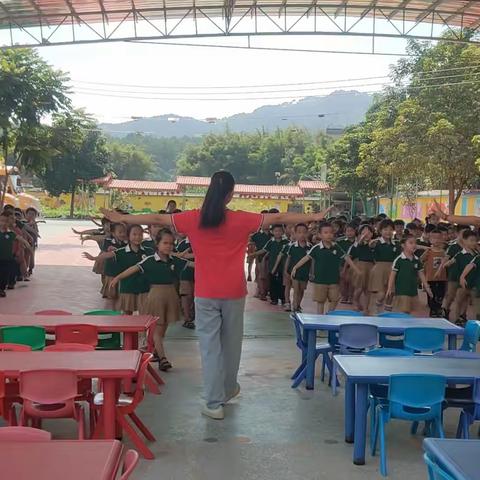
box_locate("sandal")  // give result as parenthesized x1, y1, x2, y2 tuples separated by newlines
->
(182, 320, 196, 330)
(159, 357, 172, 371)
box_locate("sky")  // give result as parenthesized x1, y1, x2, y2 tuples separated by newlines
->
(34, 18, 438, 123)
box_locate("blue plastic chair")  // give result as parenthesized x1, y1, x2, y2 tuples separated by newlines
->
(372, 374, 446, 476)
(325, 310, 363, 350)
(423, 453, 455, 480)
(366, 348, 414, 454)
(459, 320, 480, 352)
(404, 327, 445, 353)
(377, 312, 412, 349)
(331, 324, 378, 395)
(457, 377, 480, 439)
(290, 315, 333, 388)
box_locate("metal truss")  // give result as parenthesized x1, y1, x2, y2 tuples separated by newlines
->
(1, 1, 480, 49)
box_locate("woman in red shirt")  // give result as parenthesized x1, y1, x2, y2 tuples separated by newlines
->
(102, 171, 331, 420)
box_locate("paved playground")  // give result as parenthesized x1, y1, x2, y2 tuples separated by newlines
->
(3, 219, 456, 479)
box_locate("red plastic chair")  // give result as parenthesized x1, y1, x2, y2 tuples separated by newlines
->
(44, 343, 94, 352)
(0, 426, 51, 441)
(0, 343, 32, 352)
(19, 369, 85, 439)
(94, 353, 155, 459)
(34, 310, 72, 316)
(120, 449, 140, 480)
(55, 324, 98, 347)
(44, 343, 96, 433)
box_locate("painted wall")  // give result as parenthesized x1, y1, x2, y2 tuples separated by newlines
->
(378, 193, 479, 221)
(37, 190, 324, 214)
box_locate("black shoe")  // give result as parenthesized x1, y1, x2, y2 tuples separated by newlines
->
(0, 290, 5, 297)
(247, 275, 252, 282)
(6, 285, 14, 290)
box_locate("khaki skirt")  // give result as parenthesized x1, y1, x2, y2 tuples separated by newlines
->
(353, 261, 374, 291)
(369, 262, 392, 293)
(145, 285, 180, 325)
(101, 275, 118, 300)
(117, 292, 149, 313)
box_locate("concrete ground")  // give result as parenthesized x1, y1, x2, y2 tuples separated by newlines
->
(2, 219, 460, 479)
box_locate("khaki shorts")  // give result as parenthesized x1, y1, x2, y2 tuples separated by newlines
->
(101, 275, 118, 300)
(393, 295, 419, 313)
(369, 262, 392, 293)
(179, 280, 194, 296)
(353, 261, 374, 291)
(313, 284, 340, 304)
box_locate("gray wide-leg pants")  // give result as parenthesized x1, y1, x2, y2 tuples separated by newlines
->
(194, 297, 246, 409)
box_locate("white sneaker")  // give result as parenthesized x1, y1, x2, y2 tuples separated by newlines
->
(202, 405, 225, 420)
(225, 383, 241, 403)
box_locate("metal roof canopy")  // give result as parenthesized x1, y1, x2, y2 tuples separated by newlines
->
(1, 0, 480, 48)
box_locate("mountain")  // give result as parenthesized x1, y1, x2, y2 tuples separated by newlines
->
(100, 90, 373, 138)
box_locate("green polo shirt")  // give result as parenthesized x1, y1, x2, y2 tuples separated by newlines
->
(264, 238, 289, 273)
(288, 241, 312, 282)
(452, 250, 476, 287)
(102, 237, 127, 277)
(308, 241, 346, 285)
(348, 242, 374, 263)
(468, 255, 480, 292)
(337, 237, 354, 253)
(137, 253, 188, 286)
(392, 254, 423, 297)
(0, 231, 16, 261)
(176, 238, 195, 282)
(446, 242, 463, 282)
(114, 245, 153, 294)
(373, 238, 401, 263)
(251, 231, 271, 251)
(142, 238, 156, 251)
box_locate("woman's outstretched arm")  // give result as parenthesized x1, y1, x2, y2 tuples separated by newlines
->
(262, 206, 333, 229)
(100, 208, 172, 227)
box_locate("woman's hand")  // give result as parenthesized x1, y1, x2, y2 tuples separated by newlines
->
(431, 201, 448, 220)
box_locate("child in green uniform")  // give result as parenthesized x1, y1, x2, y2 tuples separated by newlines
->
(100, 223, 127, 300)
(387, 234, 432, 313)
(338, 223, 357, 304)
(176, 236, 196, 329)
(368, 219, 401, 314)
(284, 223, 311, 312)
(250, 222, 271, 300)
(251, 224, 289, 306)
(0, 212, 31, 297)
(111, 228, 193, 372)
(439, 225, 470, 320)
(291, 222, 359, 314)
(83, 224, 153, 314)
(460, 253, 480, 321)
(348, 224, 375, 312)
(444, 230, 478, 325)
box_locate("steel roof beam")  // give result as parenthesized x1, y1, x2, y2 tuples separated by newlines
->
(64, 0, 82, 23)
(334, 1, 348, 17)
(415, 0, 445, 22)
(386, 0, 413, 20)
(224, 0, 236, 30)
(443, 0, 476, 23)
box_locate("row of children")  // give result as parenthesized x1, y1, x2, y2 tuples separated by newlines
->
(0, 205, 40, 297)
(78, 214, 194, 372)
(246, 210, 478, 324)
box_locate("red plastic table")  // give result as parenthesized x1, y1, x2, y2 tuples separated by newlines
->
(0, 314, 157, 350)
(0, 350, 141, 439)
(0, 440, 123, 479)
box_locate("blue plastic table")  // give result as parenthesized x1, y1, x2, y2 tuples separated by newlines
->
(333, 355, 480, 466)
(295, 314, 463, 389)
(423, 438, 480, 480)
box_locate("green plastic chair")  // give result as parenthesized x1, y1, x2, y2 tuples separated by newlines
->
(83, 310, 122, 350)
(1, 326, 46, 351)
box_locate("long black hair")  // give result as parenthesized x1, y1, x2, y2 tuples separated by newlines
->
(199, 171, 235, 228)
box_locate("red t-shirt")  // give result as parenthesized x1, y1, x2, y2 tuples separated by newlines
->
(172, 209, 263, 299)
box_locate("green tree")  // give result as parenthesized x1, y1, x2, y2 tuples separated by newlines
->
(0, 48, 70, 206)
(107, 142, 154, 180)
(37, 110, 109, 217)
